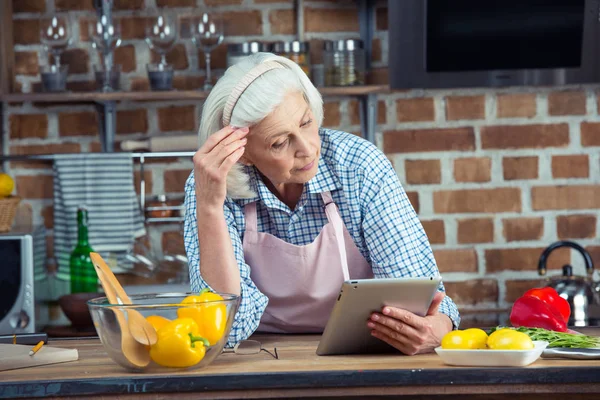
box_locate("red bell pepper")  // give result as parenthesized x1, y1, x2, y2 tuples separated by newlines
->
(510, 295, 567, 332)
(522, 286, 571, 324)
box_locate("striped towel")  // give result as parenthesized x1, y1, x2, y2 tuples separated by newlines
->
(52, 153, 146, 292)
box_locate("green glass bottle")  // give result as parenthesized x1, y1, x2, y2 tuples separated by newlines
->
(69, 206, 98, 293)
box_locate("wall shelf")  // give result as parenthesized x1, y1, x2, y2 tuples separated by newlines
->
(1, 85, 390, 104)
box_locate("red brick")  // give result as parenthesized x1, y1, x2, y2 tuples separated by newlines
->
(305, 8, 359, 33)
(16, 175, 54, 199)
(433, 249, 478, 273)
(52, 48, 89, 74)
(551, 155, 589, 178)
(150, 44, 189, 70)
(349, 100, 386, 125)
(10, 114, 48, 139)
(587, 246, 600, 268)
(481, 124, 569, 149)
(120, 17, 152, 40)
(164, 170, 190, 193)
(198, 45, 227, 70)
(182, 12, 263, 37)
(172, 76, 204, 91)
(113, 45, 136, 73)
(14, 52, 39, 76)
(13, 19, 41, 45)
(157, 106, 196, 132)
(366, 67, 389, 85)
(114, 0, 145, 9)
(41, 205, 53, 229)
(502, 156, 538, 180)
(421, 220, 445, 244)
(445, 95, 485, 120)
(532, 185, 600, 210)
(383, 127, 475, 154)
(13, 0, 46, 13)
(404, 159, 441, 185)
(548, 91, 586, 116)
(372, 38, 382, 62)
(10, 143, 81, 169)
(270, 10, 295, 35)
(453, 157, 491, 183)
(396, 98, 435, 122)
(406, 191, 419, 214)
(557, 214, 597, 239)
(116, 110, 148, 134)
(505, 279, 547, 303)
(205, 0, 244, 4)
(162, 231, 185, 254)
(485, 247, 570, 273)
(156, 0, 195, 6)
(323, 102, 340, 127)
(497, 93, 536, 118)
(457, 218, 494, 244)
(55, 0, 93, 10)
(502, 217, 544, 242)
(376, 7, 388, 30)
(445, 280, 499, 306)
(58, 112, 98, 137)
(434, 188, 521, 213)
(65, 81, 97, 92)
(134, 170, 153, 195)
(581, 122, 600, 147)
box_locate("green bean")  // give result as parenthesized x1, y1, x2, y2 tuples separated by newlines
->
(487, 326, 600, 348)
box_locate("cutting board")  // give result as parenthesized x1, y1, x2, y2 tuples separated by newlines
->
(0, 344, 79, 371)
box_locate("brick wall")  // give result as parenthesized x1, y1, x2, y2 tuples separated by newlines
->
(5, 0, 600, 316)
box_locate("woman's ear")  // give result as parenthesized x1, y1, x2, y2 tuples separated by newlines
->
(239, 155, 253, 166)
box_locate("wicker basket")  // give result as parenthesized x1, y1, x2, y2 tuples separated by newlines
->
(0, 196, 21, 232)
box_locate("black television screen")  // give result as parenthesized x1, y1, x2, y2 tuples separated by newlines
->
(426, 0, 585, 72)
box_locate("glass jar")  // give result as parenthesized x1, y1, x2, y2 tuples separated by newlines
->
(226, 41, 271, 68)
(146, 194, 172, 219)
(272, 40, 311, 78)
(323, 39, 366, 86)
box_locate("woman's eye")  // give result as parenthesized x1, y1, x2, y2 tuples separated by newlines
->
(301, 118, 312, 128)
(272, 139, 288, 149)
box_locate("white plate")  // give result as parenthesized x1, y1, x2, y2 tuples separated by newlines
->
(435, 341, 549, 367)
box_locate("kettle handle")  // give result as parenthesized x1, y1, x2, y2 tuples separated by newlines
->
(538, 240, 594, 276)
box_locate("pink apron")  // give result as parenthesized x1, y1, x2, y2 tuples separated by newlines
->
(242, 191, 373, 333)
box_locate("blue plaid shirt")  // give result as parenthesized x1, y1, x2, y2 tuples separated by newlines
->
(184, 128, 460, 346)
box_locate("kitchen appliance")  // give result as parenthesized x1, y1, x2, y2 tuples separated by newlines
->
(0, 226, 49, 335)
(389, 0, 600, 89)
(538, 240, 600, 327)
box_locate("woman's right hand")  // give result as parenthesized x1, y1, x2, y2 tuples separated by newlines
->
(193, 126, 248, 211)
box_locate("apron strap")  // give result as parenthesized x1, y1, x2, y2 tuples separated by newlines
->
(320, 192, 350, 281)
(244, 202, 258, 232)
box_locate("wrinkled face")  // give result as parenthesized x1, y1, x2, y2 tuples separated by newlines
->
(240, 91, 320, 188)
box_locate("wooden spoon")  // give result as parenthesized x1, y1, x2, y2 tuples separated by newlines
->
(90, 252, 158, 346)
(91, 264, 150, 368)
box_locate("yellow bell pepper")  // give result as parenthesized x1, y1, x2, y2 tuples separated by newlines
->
(177, 288, 227, 345)
(149, 317, 209, 368)
(146, 315, 170, 331)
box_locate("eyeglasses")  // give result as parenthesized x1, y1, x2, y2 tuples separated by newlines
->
(222, 340, 279, 360)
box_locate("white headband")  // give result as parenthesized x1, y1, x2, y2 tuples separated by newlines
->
(222, 61, 286, 127)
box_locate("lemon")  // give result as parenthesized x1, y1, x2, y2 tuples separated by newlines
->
(441, 330, 475, 349)
(487, 329, 534, 350)
(463, 328, 488, 349)
(0, 173, 14, 198)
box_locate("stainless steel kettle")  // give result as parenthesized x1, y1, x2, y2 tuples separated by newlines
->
(538, 240, 600, 327)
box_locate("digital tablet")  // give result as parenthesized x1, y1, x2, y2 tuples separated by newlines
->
(316, 276, 442, 356)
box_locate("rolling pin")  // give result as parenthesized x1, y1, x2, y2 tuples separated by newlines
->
(120, 135, 199, 152)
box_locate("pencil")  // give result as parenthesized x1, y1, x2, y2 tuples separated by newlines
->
(29, 340, 44, 356)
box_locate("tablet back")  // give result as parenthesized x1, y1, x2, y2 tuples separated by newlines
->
(316, 276, 442, 355)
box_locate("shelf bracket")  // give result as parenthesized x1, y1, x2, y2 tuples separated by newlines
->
(358, 93, 377, 144)
(96, 101, 116, 152)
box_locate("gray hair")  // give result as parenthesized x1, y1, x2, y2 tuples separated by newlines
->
(198, 52, 324, 199)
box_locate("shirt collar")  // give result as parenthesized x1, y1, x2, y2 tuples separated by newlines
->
(232, 155, 341, 210)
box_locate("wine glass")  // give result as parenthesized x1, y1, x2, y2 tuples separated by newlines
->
(89, 16, 121, 91)
(145, 12, 178, 70)
(191, 12, 224, 91)
(40, 14, 72, 69)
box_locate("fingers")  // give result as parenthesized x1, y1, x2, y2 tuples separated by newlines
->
(427, 291, 445, 316)
(219, 146, 246, 172)
(201, 126, 248, 154)
(376, 306, 425, 331)
(215, 136, 247, 167)
(369, 311, 421, 342)
(369, 324, 419, 355)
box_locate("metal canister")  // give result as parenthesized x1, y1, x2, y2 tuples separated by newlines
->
(323, 39, 365, 86)
(226, 41, 271, 68)
(271, 40, 311, 77)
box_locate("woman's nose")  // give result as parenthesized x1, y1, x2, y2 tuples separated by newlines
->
(294, 135, 312, 157)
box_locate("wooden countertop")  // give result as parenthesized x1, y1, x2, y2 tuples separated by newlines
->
(2, 331, 600, 399)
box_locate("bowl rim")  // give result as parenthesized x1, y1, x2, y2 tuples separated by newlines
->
(87, 291, 240, 308)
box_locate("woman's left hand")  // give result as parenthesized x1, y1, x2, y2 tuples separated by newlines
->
(367, 292, 452, 355)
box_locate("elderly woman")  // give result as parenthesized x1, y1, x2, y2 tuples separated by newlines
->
(183, 52, 460, 354)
